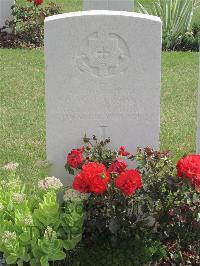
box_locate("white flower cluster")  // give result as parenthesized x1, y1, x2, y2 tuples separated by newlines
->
(38, 176, 63, 191)
(3, 162, 19, 170)
(0, 203, 4, 211)
(1, 178, 21, 190)
(0, 180, 7, 187)
(63, 188, 89, 202)
(2, 231, 16, 244)
(44, 226, 57, 240)
(12, 193, 25, 204)
(23, 215, 33, 226)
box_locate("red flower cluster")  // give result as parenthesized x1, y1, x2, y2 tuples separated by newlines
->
(115, 170, 143, 196)
(176, 155, 200, 190)
(67, 148, 83, 168)
(28, 0, 43, 6)
(73, 162, 110, 194)
(118, 146, 130, 156)
(108, 158, 127, 174)
(68, 144, 143, 197)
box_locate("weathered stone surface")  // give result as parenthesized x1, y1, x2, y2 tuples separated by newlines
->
(45, 10, 161, 184)
(0, 0, 14, 31)
(84, 0, 134, 11)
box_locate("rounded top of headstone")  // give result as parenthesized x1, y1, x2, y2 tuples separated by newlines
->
(45, 10, 161, 23)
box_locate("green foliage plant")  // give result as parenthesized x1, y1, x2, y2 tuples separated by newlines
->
(138, 0, 200, 50)
(0, 166, 84, 266)
(135, 148, 200, 264)
(0, 1, 61, 48)
(175, 23, 200, 51)
(66, 136, 200, 265)
(65, 136, 167, 265)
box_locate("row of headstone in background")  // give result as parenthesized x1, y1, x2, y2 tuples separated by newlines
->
(44, 0, 162, 185)
(0, 0, 14, 31)
(84, 0, 134, 11)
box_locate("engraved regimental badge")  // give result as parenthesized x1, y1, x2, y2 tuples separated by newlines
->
(77, 30, 130, 77)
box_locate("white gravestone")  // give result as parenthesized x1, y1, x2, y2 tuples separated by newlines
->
(196, 51, 200, 153)
(45, 11, 161, 184)
(0, 0, 15, 31)
(84, 0, 134, 11)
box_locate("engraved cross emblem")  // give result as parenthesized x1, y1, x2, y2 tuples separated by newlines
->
(77, 30, 130, 77)
(97, 47, 110, 59)
(88, 31, 121, 76)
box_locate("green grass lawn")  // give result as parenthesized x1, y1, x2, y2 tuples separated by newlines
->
(0, 49, 47, 183)
(0, 49, 199, 183)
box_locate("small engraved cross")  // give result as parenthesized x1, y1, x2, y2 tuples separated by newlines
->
(88, 31, 120, 76)
(97, 47, 110, 59)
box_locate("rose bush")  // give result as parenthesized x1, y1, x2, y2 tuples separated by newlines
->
(28, 0, 43, 6)
(108, 158, 127, 174)
(0, 0, 61, 48)
(118, 146, 130, 156)
(176, 154, 200, 190)
(73, 162, 110, 194)
(67, 148, 84, 169)
(115, 169, 142, 196)
(66, 136, 143, 199)
(65, 136, 200, 265)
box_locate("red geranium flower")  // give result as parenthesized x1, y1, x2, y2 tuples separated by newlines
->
(118, 146, 130, 156)
(67, 148, 83, 169)
(73, 162, 110, 194)
(34, 0, 43, 5)
(27, 0, 43, 5)
(115, 170, 142, 196)
(108, 158, 127, 174)
(72, 170, 90, 193)
(176, 154, 200, 190)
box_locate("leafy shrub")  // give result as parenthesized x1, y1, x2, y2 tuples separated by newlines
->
(138, 0, 200, 50)
(135, 148, 200, 264)
(0, 167, 84, 265)
(67, 235, 166, 266)
(65, 137, 167, 265)
(174, 23, 200, 51)
(65, 136, 200, 265)
(0, 1, 61, 48)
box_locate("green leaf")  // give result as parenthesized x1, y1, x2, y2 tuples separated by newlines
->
(65, 164, 74, 175)
(40, 256, 49, 266)
(17, 260, 24, 266)
(63, 235, 81, 251)
(21, 252, 30, 262)
(51, 251, 66, 261)
(33, 192, 60, 229)
(6, 254, 18, 264)
(19, 231, 31, 243)
(30, 259, 38, 266)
